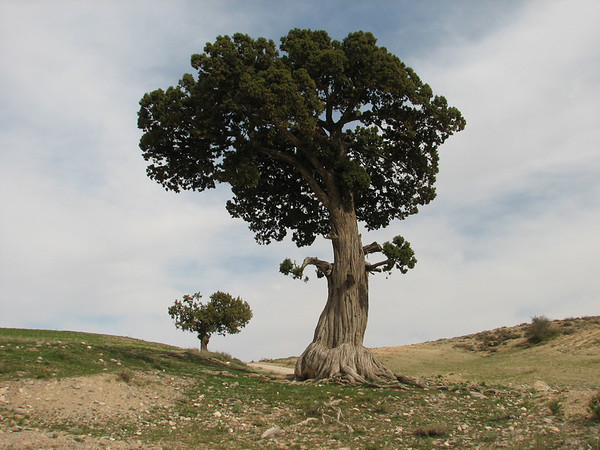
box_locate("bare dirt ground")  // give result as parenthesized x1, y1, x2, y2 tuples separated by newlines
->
(0, 372, 184, 448)
(2, 368, 598, 449)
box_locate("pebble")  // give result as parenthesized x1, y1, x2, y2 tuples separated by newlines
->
(261, 426, 284, 439)
(14, 407, 29, 416)
(470, 391, 487, 399)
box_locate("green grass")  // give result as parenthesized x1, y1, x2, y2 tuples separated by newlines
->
(1, 327, 599, 449)
(0, 328, 247, 380)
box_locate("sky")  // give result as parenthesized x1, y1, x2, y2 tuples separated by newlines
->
(1, 1, 598, 362)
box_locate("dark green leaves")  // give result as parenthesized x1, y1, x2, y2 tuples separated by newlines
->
(381, 236, 417, 275)
(279, 258, 308, 282)
(138, 29, 465, 250)
(168, 292, 253, 340)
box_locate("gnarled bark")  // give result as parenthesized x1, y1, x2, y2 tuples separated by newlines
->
(294, 205, 396, 383)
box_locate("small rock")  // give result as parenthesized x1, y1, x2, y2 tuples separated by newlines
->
(213, 411, 222, 418)
(470, 391, 487, 399)
(261, 426, 284, 439)
(533, 381, 551, 392)
(14, 407, 29, 416)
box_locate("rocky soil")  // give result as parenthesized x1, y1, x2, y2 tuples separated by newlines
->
(0, 371, 185, 448)
(1, 367, 599, 449)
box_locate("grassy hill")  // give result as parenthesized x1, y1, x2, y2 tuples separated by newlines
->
(374, 316, 600, 389)
(267, 316, 600, 389)
(1, 318, 599, 449)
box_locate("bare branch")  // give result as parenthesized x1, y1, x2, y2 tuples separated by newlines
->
(365, 259, 391, 273)
(363, 241, 382, 255)
(301, 257, 333, 276)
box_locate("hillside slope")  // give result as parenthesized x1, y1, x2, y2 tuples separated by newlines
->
(1, 321, 599, 448)
(373, 316, 600, 388)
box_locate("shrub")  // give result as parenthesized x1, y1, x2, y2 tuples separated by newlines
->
(414, 426, 448, 437)
(116, 371, 132, 383)
(526, 315, 558, 344)
(547, 399, 563, 416)
(589, 391, 600, 421)
(302, 402, 322, 417)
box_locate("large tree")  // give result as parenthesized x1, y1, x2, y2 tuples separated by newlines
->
(138, 29, 465, 383)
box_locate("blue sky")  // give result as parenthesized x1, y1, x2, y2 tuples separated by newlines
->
(1, 1, 598, 361)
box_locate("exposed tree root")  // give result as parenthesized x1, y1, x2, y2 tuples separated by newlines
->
(295, 342, 404, 387)
(395, 374, 427, 388)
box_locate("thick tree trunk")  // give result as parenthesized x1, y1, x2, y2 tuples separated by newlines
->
(200, 334, 209, 352)
(295, 205, 396, 383)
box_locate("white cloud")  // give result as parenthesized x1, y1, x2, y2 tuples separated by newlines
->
(413, 1, 600, 198)
(1, 1, 598, 362)
(363, 0, 600, 347)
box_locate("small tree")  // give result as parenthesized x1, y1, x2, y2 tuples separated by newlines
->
(168, 291, 252, 352)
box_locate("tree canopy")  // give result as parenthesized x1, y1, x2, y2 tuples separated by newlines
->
(168, 291, 252, 351)
(138, 29, 465, 248)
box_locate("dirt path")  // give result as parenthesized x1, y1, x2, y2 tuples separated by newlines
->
(247, 362, 294, 376)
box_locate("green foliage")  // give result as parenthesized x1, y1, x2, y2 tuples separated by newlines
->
(547, 399, 563, 416)
(279, 258, 308, 281)
(168, 291, 252, 349)
(380, 235, 417, 274)
(526, 315, 558, 344)
(138, 29, 465, 249)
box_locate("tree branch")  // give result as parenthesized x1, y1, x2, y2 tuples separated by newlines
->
(365, 259, 391, 273)
(363, 241, 382, 255)
(256, 145, 330, 208)
(301, 257, 333, 277)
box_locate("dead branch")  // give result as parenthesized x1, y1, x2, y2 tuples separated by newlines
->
(322, 412, 354, 433)
(294, 417, 318, 427)
(365, 259, 391, 273)
(363, 241, 382, 255)
(301, 257, 333, 276)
